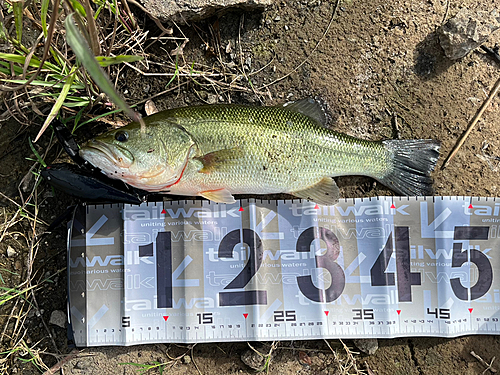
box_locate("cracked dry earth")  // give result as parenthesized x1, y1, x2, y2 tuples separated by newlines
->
(2, 0, 500, 374)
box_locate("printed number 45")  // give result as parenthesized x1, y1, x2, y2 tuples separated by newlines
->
(370, 226, 492, 302)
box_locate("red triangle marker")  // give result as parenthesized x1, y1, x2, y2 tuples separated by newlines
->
(391, 204, 396, 209)
(161, 209, 166, 214)
(163, 316, 169, 321)
(468, 308, 473, 313)
(239, 207, 244, 212)
(243, 313, 248, 319)
(314, 204, 320, 209)
(397, 310, 401, 315)
(324, 311, 329, 316)
(468, 204, 473, 209)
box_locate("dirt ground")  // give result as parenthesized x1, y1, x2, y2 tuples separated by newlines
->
(1, 0, 500, 374)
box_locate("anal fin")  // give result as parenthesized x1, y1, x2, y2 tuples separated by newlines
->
(199, 188, 236, 204)
(291, 177, 340, 206)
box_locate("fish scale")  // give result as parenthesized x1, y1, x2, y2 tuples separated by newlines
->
(162, 105, 387, 194)
(79, 99, 440, 205)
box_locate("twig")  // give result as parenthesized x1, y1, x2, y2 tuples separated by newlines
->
(441, 0, 450, 25)
(238, 14, 263, 104)
(258, 0, 341, 90)
(471, 351, 497, 373)
(191, 345, 203, 375)
(481, 45, 500, 65)
(442, 76, 500, 169)
(41, 349, 80, 375)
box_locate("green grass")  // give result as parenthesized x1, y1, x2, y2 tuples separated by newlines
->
(1, 0, 144, 142)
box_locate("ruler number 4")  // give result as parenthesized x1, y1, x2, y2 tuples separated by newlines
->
(370, 227, 421, 302)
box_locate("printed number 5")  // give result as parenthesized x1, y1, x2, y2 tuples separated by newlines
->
(451, 226, 492, 301)
(296, 227, 345, 302)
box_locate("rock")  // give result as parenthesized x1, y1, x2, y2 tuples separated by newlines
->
(182, 355, 192, 364)
(6, 246, 17, 258)
(298, 351, 312, 366)
(241, 349, 266, 371)
(74, 360, 88, 370)
(207, 93, 218, 104)
(439, 7, 500, 60)
(49, 310, 67, 328)
(140, 0, 273, 24)
(353, 338, 379, 355)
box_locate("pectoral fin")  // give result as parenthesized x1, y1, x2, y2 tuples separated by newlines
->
(199, 188, 236, 204)
(194, 147, 244, 174)
(291, 177, 340, 206)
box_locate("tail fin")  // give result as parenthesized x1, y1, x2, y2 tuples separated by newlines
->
(380, 139, 440, 196)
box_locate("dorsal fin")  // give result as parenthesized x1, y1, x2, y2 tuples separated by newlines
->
(282, 98, 327, 126)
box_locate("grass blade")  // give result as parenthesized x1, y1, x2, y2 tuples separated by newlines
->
(64, 13, 138, 122)
(28, 137, 47, 167)
(40, 0, 50, 37)
(34, 67, 77, 142)
(0, 52, 60, 71)
(68, 0, 87, 17)
(96, 55, 143, 67)
(12, 0, 24, 43)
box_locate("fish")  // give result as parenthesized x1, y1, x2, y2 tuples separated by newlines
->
(79, 98, 440, 205)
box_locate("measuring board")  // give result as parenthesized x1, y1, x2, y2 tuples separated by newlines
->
(67, 196, 500, 346)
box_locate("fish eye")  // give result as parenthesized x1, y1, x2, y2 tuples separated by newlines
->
(115, 130, 129, 142)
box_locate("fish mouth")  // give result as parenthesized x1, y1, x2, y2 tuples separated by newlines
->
(80, 140, 134, 168)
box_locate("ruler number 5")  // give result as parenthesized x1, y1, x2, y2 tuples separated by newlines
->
(451, 226, 492, 301)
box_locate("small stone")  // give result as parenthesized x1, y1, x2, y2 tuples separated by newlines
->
(182, 355, 192, 364)
(75, 360, 88, 370)
(241, 349, 266, 371)
(274, 15, 281, 21)
(298, 351, 312, 366)
(207, 94, 217, 104)
(244, 56, 252, 68)
(49, 310, 67, 328)
(6, 246, 16, 258)
(439, 7, 500, 59)
(353, 338, 379, 355)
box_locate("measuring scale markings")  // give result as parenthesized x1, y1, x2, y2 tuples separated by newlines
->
(69, 197, 500, 346)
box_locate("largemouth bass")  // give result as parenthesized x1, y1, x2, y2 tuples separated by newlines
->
(79, 98, 440, 205)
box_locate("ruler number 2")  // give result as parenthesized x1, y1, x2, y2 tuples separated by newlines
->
(218, 229, 267, 306)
